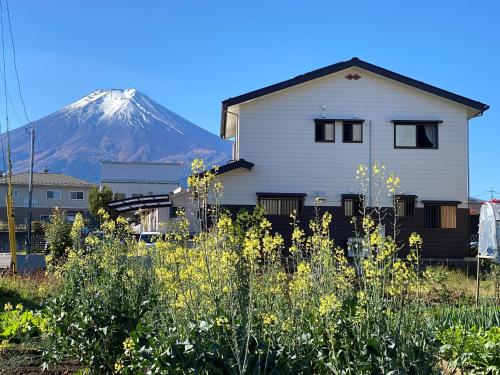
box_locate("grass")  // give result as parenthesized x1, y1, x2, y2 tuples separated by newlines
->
(0, 271, 58, 310)
(420, 265, 499, 305)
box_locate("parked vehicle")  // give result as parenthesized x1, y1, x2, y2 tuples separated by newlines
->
(138, 232, 161, 248)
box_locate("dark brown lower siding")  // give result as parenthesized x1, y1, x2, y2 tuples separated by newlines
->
(222, 205, 470, 259)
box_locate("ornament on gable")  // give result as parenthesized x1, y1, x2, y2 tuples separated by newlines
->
(345, 73, 361, 80)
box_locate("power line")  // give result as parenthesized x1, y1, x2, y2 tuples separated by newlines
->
(5, 0, 28, 123)
(2, 0, 34, 253)
(0, 0, 7, 173)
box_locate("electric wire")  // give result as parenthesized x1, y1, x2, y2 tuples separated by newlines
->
(5, 0, 29, 123)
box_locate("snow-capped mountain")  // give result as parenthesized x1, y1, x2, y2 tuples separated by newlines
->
(7, 89, 231, 182)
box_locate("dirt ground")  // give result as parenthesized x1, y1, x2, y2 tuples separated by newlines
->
(0, 347, 81, 375)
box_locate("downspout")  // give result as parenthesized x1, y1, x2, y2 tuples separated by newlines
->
(467, 118, 471, 255)
(225, 110, 239, 160)
(369, 120, 372, 206)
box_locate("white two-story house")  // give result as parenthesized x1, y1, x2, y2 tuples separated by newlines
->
(201, 57, 489, 258)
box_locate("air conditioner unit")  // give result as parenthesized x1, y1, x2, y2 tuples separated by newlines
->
(315, 191, 327, 203)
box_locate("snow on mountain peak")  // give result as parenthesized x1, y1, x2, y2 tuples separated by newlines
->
(62, 88, 177, 129)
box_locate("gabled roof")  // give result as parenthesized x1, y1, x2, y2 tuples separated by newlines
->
(0, 172, 95, 187)
(221, 57, 489, 137)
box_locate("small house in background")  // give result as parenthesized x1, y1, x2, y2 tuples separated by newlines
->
(100, 161, 181, 199)
(101, 161, 182, 233)
(0, 172, 95, 250)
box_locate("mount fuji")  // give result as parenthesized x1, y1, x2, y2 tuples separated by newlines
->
(7, 89, 231, 182)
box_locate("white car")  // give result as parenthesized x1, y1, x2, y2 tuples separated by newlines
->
(138, 232, 162, 248)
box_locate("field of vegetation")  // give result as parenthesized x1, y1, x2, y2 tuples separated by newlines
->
(1, 161, 499, 374)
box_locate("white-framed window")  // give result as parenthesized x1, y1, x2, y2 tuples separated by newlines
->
(70, 191, 84, 200)
(46, 190, 61, 200)
(13, 189, 19, 199)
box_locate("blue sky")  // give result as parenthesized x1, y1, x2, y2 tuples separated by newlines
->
(3, 0, 500, 197)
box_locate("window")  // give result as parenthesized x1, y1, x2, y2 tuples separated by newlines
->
(394, 121, 439, 149)
(13, 189, 18, 199)
(395, 195, 416, 219)
(66, 212, 77, 222)
(114, 193, 126, 200)
(315, 120, 335, 142)
(70, 191, 84, 200)
(342, 194, 364, 217)
(169, 207, 180, 219)
(257, 193, 305, 216)
(424, 201, 458, 229)
(132, 193, 143, 198)
(40, 215, 52, 222)
(343, 121, 363, 143)
(46, 190, 61, 199)
(24, 198, 38, 207)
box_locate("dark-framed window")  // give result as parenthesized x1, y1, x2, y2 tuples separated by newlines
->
(343, 121, 363, 143)
(314, 120, 335, 142)
(169, 207, 180, 219)
(257, 193, 306, 216)
(395, 195, 416, 219)
(342, 194, 364, 217)
(393, 121, 440, 149)
(423, 201, 459, 229)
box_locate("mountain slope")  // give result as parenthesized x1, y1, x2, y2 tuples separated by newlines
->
(7, 89, 231, 182)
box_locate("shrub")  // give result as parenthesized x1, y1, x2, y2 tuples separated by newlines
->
(44, 208, 72, 266)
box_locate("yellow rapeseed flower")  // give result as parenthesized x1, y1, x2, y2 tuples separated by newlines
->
(409, 232, 423, 248)
(319, 293, 341, 317)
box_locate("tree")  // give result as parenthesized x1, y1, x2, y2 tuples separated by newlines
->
(88, 185, 116, 219)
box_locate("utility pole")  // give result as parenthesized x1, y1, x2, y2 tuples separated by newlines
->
(26, 123, 34, 253)
(486, 186, 497, 201)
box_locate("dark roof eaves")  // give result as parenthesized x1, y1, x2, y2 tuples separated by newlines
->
(220, 58, 489, 136)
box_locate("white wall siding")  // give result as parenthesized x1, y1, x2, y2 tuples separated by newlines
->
(220, 68, 469, 208)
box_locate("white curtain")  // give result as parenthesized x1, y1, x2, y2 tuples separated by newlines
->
(324, 124, 335, 141)
(424, 124, 437, 147)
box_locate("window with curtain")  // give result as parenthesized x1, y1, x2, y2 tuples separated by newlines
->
(396, 195, 416, 218)
(343, 121, 363, 143)
(394, 122, 439, 149)
(258, 194, 305, 216)
(424, 202, 457, 229)
(342, 194, 364, 217)
(315, 120, 335, 142)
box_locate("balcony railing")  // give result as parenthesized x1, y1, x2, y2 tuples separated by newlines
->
(0, 220, 28, 232)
